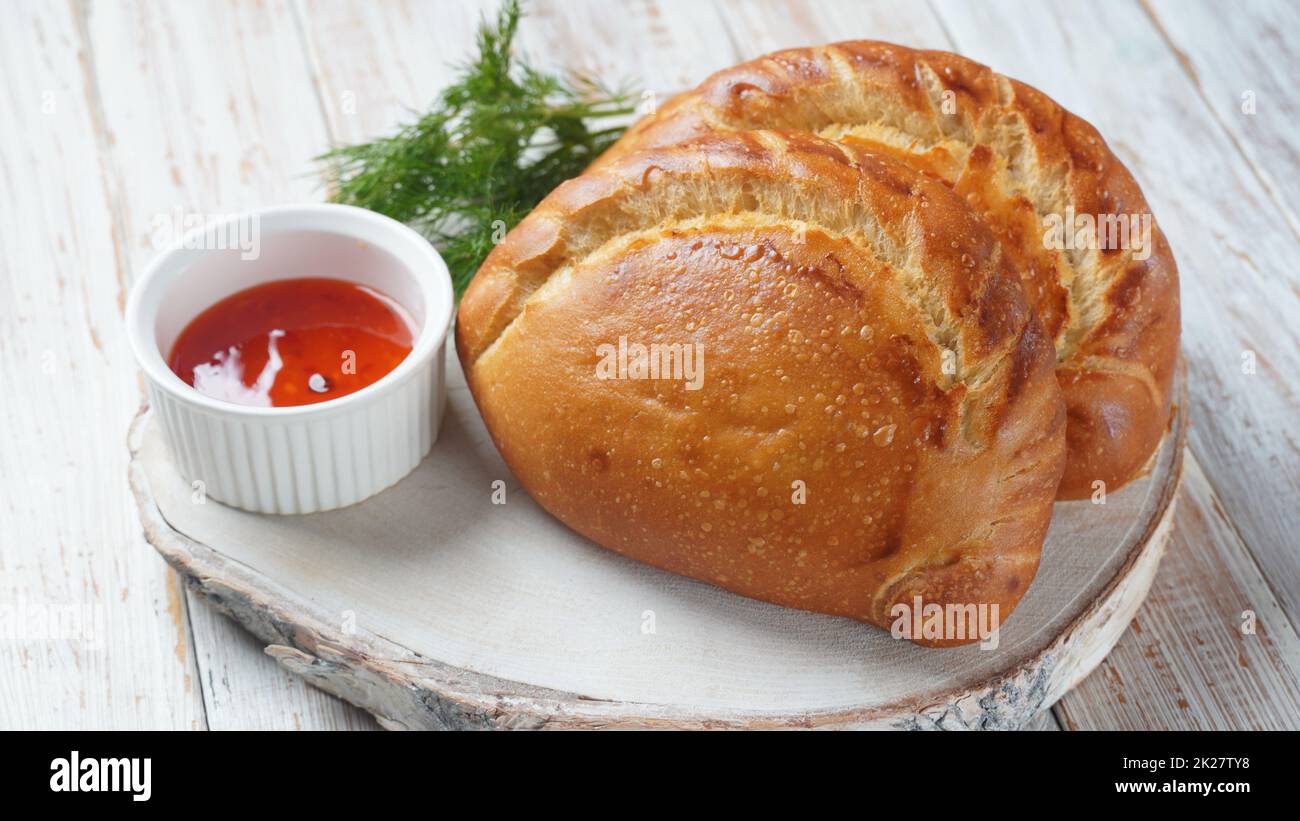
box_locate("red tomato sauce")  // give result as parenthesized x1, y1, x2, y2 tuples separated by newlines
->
(168, 277, 415, 407)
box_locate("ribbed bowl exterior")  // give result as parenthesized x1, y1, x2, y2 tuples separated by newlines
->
(148, 343, 446, 514)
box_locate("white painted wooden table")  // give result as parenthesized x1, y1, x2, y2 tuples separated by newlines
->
(3, 0, 1297, 730)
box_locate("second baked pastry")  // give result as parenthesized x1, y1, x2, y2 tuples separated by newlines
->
(596, 41, 1181, 499)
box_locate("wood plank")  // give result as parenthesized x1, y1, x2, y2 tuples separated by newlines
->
(711, 0, 948, 53)
(1142, 0, 1300, 232)
(0, 0, 204, 729)
(299, 0, 739, 147)
(520, 0, 740, 94)
(925, 0, 1300, 623)
(294, 0, 497, 145)
(1057, 453, 1300, 730)
(186, 600, 377, 730)
(80, 0, 369, 729)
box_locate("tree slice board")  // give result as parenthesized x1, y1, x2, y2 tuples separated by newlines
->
(127, 349, 1187, 730)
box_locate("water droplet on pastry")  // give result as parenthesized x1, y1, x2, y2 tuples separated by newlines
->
(872, 424, 897, 447)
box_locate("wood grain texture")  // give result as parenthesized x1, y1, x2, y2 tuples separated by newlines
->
(521, 0, 739, 94)
(1142, 0, 1300, 229)
(928, 0, 1300, 726)
(1057, 452, 1300, 730)
(713, 0, 946, 52)
(295, 0, 497, 146)
(184, 596, 377, 730)
(75, 0, 373, 729)
(6, 0, 1298, 730)
(0, 0, 204, 729)
(125, 355, 1187, 729)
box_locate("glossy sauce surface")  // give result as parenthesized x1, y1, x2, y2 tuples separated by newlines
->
(168, 277, 415, 407)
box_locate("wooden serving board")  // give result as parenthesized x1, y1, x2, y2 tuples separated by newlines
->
(127, 349, 1187, 730)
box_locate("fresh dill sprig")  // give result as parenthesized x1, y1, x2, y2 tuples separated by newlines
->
(317, 0, 637, 295)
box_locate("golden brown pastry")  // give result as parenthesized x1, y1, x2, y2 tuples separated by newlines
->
(457, 131, 1066, 645)
(595, 41, 1180, 499)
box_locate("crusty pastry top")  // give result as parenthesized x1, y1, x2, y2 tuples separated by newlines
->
(594, 41, 1181, 498)
(458, 131, 1066, 644)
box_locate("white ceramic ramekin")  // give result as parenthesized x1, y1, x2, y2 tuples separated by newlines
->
(126, 204, 453, 514)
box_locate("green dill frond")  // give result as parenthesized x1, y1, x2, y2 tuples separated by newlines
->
(317, 0, 637, 296)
